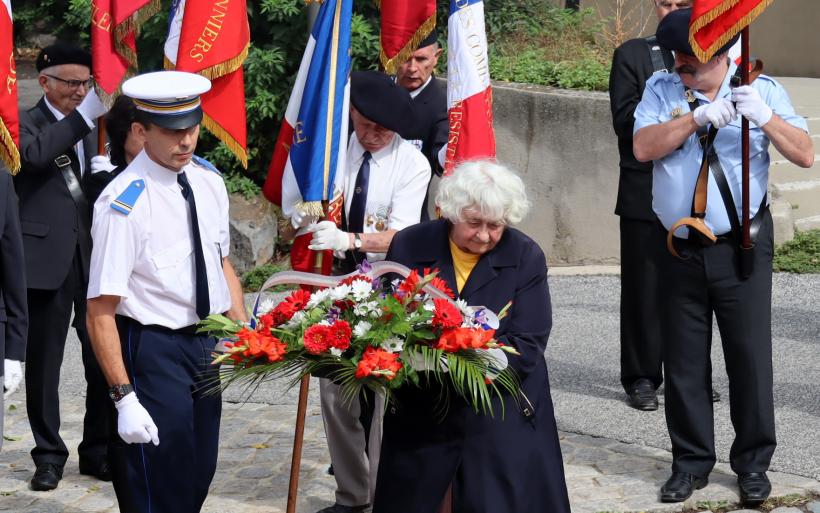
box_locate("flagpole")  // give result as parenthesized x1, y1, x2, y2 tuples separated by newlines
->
(741, 26, 751, 248)
(97, 116, 107, 156)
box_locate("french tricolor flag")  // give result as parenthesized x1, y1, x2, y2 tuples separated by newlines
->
(262, 0, 352, 218)
(443, 0, 496, 174)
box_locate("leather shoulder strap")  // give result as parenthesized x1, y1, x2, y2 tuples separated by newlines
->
(644, 36, 668, 74)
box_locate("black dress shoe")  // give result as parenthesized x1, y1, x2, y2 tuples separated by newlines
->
(660, 472, 708, 502)
(627, 378, 659, 411)
(738, 472, 771, 506)
(79, 457, 113, 482)
(712, 388, 721, 402)
(316, 504, 370, 513)
(30, 463, 62, 491)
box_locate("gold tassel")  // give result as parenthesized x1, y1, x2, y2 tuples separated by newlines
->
(201, 111, 249, 169)
(296, 201, 326, 217)
(0, 121, 21, 175)
(304, 0, 324, 4)
(374, 0, 381, 9)
(114, 0, 162, 68)
(689, 0, 774, 63)
(196, 43, 249, 81)
(380, 13, 437, 75)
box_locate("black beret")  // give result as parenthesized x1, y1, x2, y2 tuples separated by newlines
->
(657, 8, 739, 59)
(418, 28, 439, 49)
(350, 71, 421, 139)
(36, 42, 92, 72)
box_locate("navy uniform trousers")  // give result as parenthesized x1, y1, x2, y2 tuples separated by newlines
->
(110, 316, 221, 513)
(658, 211, 776, 477)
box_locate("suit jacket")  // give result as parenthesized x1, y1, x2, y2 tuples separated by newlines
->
(0, 169, 28, 372)
(373, 220, 570, 513)
(14, 97, 95, 290)
(609, 37, 674, 220)
(409, 77, 448, 176)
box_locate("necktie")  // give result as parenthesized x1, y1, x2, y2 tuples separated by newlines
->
(347, 151, 371, 233)
(177, 172, 210, 320)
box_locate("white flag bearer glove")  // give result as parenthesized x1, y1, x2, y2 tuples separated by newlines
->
(731, 85, 773, 127)
(693, 98, 737, 129)
(291, 207, 318, 230)
(3, 359, 23, 399)
(115, 392, 160, 445)
(76, 89, 109, 125)
(90, 155, 117, 174)
(307, 221, 350, 251)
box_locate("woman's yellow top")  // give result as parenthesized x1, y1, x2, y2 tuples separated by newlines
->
(449, 239, 480, 294)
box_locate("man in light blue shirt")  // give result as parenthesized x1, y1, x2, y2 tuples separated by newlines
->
(633, 8, 814, 507)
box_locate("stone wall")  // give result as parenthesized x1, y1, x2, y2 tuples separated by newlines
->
(492, 81, 621, 264)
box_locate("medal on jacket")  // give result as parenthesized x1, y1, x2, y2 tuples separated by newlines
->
(684, 89, 697, 103)
(671, 106, 683, 119)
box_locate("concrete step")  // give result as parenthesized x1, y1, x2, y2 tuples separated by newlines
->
(771, 180, 820, 221)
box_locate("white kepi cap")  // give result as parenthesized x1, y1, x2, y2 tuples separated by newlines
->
(122, 71, 212, 130)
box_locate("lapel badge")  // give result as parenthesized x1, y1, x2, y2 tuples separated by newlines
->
(684, 89, 696, 103)
(671, 106, 683, 119)
(365, 214, 375, 227)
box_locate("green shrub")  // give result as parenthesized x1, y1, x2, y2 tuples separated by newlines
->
(241, 262, 295, 293)
(774, 230, 820, 273)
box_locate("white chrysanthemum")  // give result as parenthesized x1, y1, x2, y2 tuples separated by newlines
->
(256, 297, 276, 315)
(306, 288, 331, 309)
(329, 284, 351, 301)
(353, 321, 372, 338)
(282, 310, 307, 329)
(380, 337, 404, 353)
(354, 301, 379, 317)
(422, 300, 435, 312)
(455, 299, 470, 313)
(351, 280, 373, 301)
(329, 347, 343, 357)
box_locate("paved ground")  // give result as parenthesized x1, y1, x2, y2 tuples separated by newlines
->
(2, 273, 819, 512)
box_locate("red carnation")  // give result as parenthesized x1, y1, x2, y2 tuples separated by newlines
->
(398, 269, 421, 297)
(328, 320, 353, 351)
(303, 324, 332, 354)
(339, 274, 373, 287)
(355, 347, 403, 380)
(268, 289, 313, 325)
(432, 298, 463, 329)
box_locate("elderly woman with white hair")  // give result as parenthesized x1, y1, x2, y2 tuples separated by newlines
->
(373, 161, 570, 513)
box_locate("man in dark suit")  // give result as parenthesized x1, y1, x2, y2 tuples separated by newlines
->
(395, 29, 448, 221)
(1, 165, 28, 451)
(15, 42, 110, 490)
(608, 0, 686, 411)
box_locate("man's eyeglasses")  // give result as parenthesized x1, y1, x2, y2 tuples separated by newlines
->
(44, 74, 94, 90)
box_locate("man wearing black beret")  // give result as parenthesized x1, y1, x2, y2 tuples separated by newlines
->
(289, 70, 430, 513)
(394, 29, 448, 221)
(633, 8, 814, 505)
(14, 41, 111, 490)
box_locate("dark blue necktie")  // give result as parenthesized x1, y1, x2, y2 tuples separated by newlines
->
(177, 172, 210, 320)
(347, 151, 371, 233)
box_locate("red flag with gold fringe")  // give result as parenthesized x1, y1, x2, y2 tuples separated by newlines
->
(380, 0, 437, 75)
(689, 0, 773, 62)
(167, 0, 250, 168)
(91, 0, 160, 105)
(0, 0, 19, 173)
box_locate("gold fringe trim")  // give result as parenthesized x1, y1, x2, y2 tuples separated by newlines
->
(380, 13, 437, 75)
(164, 54, 175, 71)
(689, 0, 774, 63)
(201, 111, 248, 169)
(0, 120, 21, 174)
(374, 0, 381, 9)
(196, 43, 249, 81)
(114, 0, 162, 69)
(295, 201, 325, 217)
(304, 0, 324, 4)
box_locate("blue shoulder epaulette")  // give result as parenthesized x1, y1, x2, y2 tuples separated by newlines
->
(192, 154, 221, 175)
(111, 179, 146, 215)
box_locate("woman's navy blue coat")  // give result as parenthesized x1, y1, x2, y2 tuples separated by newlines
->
(373, 220, 571, 513)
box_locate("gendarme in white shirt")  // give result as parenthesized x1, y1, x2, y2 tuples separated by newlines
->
(343, 132, 431, 262)
(87, 150, 232, 329)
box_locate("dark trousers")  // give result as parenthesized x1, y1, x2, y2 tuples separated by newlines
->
(659, 212, 776, 477)
(619, 217, 664, 391)
(111, 317, 221, 513)
(25, 248, 110, 467)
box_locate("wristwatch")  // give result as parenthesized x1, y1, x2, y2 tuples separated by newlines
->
(108, 384, 134, 402)
(353, 233, 363, 250)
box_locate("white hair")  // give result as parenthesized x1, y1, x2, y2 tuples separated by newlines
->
(436, 160, 531, 225)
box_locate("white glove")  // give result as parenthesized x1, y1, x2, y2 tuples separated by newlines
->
(693, 98, 737, 129)
(115, 392, 160, 445)
(291, 207, 318, 230)
(76, 89, 108, 124)
(437, 144, 448, 168)
(90, 155, 116, 174)
(3, 359, 22, 399)
(307, 221, 350, 251)
(732, 85, 773, 127)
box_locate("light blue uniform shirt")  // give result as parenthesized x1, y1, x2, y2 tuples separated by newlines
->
(634, 62, 808, 236)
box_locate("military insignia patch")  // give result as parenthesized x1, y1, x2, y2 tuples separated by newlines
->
(111, 179, 146, 215)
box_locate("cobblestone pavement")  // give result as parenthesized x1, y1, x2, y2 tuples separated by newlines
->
(2, 386, 819, 513)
